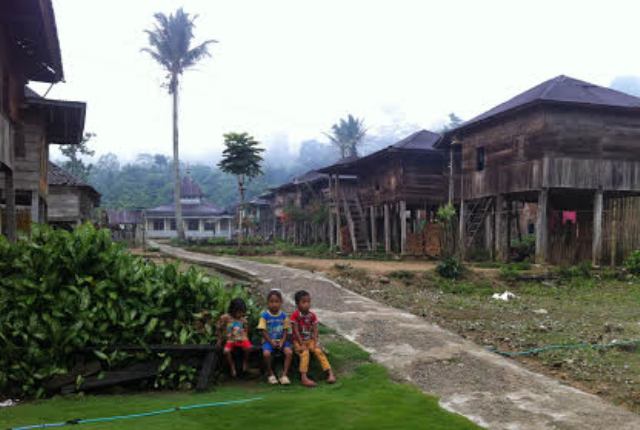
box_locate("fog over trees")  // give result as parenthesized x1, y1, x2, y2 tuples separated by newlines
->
(58, 115, 465, 209)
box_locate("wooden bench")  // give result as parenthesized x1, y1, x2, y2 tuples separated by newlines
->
(60, 344, 219, 394)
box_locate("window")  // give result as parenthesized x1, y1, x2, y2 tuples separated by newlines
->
(476, 147, 485, 171)
(187, 220, 200, 231)
(15, 190, 31, 206)
(204, 221, 215, 232)
(170, 220, 176, 231)
(152, 219, 164, 231)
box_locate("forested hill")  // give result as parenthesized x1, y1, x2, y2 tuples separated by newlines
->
(86, 153, 306, 209)
(81, 123, 440, 209)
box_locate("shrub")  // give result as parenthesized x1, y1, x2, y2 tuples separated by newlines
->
(557, 261, 592, 279)
(0, 224, 258, 398)
(625, 250, 640, 275)
(499, 264, 519, 281)
(436, 257, 464, 279)
(511, 235, 535, 261)
(388, 270, 416, 282)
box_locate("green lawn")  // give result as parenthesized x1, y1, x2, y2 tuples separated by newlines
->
(0, 338, 480, 430)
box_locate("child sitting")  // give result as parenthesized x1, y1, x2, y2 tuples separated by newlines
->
(257, 289, 293, 385)
(217, 298, 252, 378)
(290, 290, 336, 387)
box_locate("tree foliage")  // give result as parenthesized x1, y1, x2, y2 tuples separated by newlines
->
(59, 133, 96, 181)
(324, 114, 366, 158)
(141, 8, 216, 93)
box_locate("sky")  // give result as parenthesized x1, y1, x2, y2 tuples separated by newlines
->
(33, 0, 640, 164)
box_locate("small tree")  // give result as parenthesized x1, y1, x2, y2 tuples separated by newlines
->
(218, 132, 264, 244)
(60, 132, 95, 181)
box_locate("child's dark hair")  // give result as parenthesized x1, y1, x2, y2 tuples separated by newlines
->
(228, 297, 247, 315)
(267, 289, 282, 301)
(294, 290, 310, 305)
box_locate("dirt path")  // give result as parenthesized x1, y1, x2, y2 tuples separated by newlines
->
(248, 255, 438, 274)
(152, 241, 640, 430)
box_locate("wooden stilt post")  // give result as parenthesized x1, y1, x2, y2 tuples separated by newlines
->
(485, 200, 494, 260)
(30, 191, 39, 223)
(611, 198, 617, 267)
(593, 189, 603, 267)
(370, 206, 377, 252)
(384, 203, 391, 253)
(335, 175, 342, 249)
(400, 200, 407, 255)
(495, 194, 508, 261)
(329, 207, 334, 250)
(535, 189, 549, 264)
(4, 168, 16, 242)
(458, 201, 465, 259)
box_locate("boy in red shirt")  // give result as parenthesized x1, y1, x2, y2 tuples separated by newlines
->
(290, 290, 336, 387)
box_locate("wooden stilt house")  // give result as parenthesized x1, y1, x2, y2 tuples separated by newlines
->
(319, 130, 446, 255)
(0, 0, 66, 239)
(440, 75, 640, 265)
(270, 168, 356, 245)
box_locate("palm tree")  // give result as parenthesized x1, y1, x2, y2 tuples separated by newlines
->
(218, 132, 264, 244)
(142, 8, 216, 241)
(324, 114, 367, 158)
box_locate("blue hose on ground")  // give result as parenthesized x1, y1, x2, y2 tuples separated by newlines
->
(489, 338, 640, 357)
(8, 397, 263, 430)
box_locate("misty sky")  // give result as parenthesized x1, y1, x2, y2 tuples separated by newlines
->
(32, 0, 640, 163)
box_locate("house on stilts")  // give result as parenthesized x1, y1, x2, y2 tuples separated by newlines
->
(440, 75, 640, 265)
(319, 130, 447, 255)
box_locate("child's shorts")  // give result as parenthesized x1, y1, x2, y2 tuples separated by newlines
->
(224, 339, 252, 352)
(262, 340, 292, 353)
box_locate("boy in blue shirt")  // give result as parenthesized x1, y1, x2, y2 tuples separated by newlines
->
(257, 289, 293, 384)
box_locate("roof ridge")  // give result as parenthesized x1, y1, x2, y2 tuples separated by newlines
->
(539, 75, 564, 100)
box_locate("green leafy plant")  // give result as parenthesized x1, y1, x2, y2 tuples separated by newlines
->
(625, 250, 640, 275)
(0, 224, 257, 398)
(436, 257, 464, 279)
(510, 234, 536, 261)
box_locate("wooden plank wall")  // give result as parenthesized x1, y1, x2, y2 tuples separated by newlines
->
(357, 153, 446, 207)
(602, 195, 640, 265)
(458, 106, 640, 199)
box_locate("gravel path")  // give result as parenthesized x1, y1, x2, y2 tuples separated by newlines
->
(153, 242, 640, 430)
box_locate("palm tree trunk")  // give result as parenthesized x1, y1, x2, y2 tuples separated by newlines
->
(237, 176, 245, 246)
(172, 77, 185, 241)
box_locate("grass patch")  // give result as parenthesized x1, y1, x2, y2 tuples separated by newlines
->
(0, 338, 480, 430)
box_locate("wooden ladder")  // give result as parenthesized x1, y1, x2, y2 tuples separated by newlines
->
(464, 197, 493, 248)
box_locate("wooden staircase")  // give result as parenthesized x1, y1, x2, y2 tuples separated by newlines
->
(336, 189, 370, 252)
(464, 197, 493, 248)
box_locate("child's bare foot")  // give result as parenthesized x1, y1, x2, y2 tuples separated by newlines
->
(267, 375, 278, 385)
(301, 374, 317, 388)
(326, 370, 336, 384)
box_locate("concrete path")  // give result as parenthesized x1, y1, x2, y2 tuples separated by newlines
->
(153, 242, 640, 430)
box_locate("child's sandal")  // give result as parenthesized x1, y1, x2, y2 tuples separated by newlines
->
(267, 375, 279, 385)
